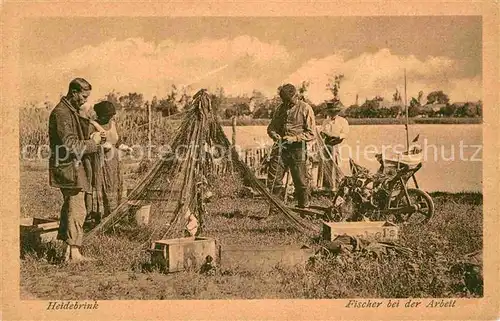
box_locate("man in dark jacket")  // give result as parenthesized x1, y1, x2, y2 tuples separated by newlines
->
(266, 83, 316, 210)
(48, 78, 102, 262)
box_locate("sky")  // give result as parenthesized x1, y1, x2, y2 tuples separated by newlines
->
(20, 16, 482, 106)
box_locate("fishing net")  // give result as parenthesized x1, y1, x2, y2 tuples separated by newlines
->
(85, 89, 320, 251)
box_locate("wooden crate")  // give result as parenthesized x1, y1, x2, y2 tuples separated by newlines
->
(20, 217, 59, 256)
(148, 237, 218, 273)
(221, 245, 315, 271)
(322, 221, 399, 242)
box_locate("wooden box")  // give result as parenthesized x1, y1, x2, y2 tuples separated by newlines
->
(20, 217, 59, 256)
(221, 245, 315, 271)
(322, 221, 399, 242)
(148, 237, 218, 273)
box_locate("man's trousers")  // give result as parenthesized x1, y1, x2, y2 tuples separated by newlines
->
(266, 144, 310, 208)
(57, 188, 86, 246)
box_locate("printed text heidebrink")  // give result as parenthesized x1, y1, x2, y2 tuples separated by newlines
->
(47, 301, 98, 310)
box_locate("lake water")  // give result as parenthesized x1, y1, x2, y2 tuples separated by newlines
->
(223, 125, 482, 193)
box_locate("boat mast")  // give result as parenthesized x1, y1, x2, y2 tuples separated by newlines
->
(404, 68, 409, 152)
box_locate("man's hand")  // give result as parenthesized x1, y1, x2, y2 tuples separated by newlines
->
(90, 132, 102, 145)
(270, 132, 281, 142)
(326, 136, 343, 146)
(282, 135, 298, 143)
(102, 142, 113, 151)
(320, 131, 343, 145)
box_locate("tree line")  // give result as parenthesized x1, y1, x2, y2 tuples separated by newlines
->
(32, 79, 482, 119)
(103, 86, 481, 119)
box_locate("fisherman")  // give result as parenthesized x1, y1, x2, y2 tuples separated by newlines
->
(319, 99, 349, 191)
(87, 101, 132, 224)
(267, 83, 316, 210)
(48, 78, 102, 262)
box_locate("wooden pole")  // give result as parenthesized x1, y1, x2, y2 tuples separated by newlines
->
(404, 69, 419, 188)
(229, 115, 237, 175)
(404, 68, 410, 152)
(231, 116, 236, 146)
(283, 170, 290, 203)
(148, 100, 152, 160)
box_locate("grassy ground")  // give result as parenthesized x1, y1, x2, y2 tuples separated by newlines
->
(20, 162, 482, 300)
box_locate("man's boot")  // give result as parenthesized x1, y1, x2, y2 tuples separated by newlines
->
(296, 188, 310, 209)
(267, 187, 285, 217)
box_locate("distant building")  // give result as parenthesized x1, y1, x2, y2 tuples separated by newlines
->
(421, 103, 446, 114)
(220, 96, 252, 110)
(221, 96, 253, 118)
(377, 99, 396, 109)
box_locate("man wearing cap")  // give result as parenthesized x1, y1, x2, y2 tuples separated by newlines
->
(319, 100, 349, 191)
(266, 83, 316, 210)
(48, 78, 102, 262)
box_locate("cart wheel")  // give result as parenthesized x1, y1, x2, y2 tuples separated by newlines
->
(397, 188, 434, 224)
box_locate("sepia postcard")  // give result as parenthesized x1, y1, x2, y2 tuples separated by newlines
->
(1, 1, 499, 320)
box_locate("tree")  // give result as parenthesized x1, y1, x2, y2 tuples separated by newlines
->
(251, 89, 266, 102)
(233, 103, 251, 116)
(209, 87, 226, 116)
(417, 91, 424, 105)
(119, 92, 144, 110)
(250, 90, 266, 114)
(157, 97, 178, 117)
(327, 74, 344, 99)
(377, 108, 394, 118)
(476, 100, 482, 117)
(224, 108, 235, 119)
(298, 81, 310, 102)
(153, 85, 182, 117)
(178, 91, 192, 111)
(167, 84, 178, 106)
(409, 97, 421, 108)
(392, 89, 402, 103)
(455, 103, 478, 118)
(151, 96, 159, 112)
(344, 104, 360, 118)
(359, 99, 379, 118)
(390, 105, 402, 118)
(104, 90, 121, 110)
(252, 96, 281, 119)
(252, 103, 271, 119)
(439, 104, 457, 117)
(426, 90, 449, 104)
(408, 105, 420, 117)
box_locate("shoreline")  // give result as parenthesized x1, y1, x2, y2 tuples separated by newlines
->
(19, 160, 483, 195)
(219, 117, 483, 126)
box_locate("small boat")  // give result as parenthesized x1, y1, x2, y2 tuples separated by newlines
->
(376, 147, 423, 169)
